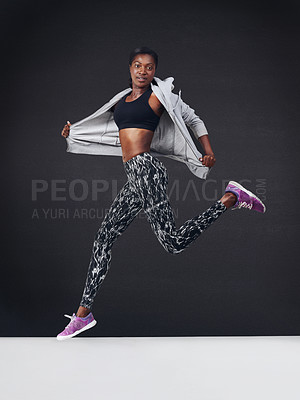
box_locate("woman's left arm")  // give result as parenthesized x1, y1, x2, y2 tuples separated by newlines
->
(198, 134, 216, 168)
(180, 97, 216, 167)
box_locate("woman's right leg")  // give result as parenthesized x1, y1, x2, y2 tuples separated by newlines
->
(79, 179, 142, 311)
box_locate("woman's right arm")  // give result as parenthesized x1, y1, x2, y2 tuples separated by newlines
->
(61, 121, 71, 138)
(61, 99, 117, 138)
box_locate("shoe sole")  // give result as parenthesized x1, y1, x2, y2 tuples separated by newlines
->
(228, 181, 266, 213)
(56, 319, 97, 341)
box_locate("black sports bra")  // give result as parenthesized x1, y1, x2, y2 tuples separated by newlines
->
(113, 88, 160, 132)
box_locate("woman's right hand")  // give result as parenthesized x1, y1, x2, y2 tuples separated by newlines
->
(61, 121, 71, 138)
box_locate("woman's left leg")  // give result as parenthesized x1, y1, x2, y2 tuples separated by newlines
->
(124, 152, 227, 255)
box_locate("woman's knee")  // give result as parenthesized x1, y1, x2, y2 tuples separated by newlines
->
(162, 240, 184, 255)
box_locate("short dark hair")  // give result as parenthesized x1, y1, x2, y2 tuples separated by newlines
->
(129, 46, 158, 68)
(128, 47, 158, 88)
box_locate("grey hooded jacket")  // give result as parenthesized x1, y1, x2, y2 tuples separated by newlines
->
(66, 76, 210, 179)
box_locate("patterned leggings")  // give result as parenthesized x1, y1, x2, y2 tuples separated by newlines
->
(80, 152, 227, 309)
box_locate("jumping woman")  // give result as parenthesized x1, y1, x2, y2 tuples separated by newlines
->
(57, 47, 266, 340)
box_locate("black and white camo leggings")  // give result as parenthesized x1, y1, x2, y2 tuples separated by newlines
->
(80, 152, 227, 309)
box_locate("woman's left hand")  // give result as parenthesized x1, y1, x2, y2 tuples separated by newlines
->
(199, 154, 216, 167)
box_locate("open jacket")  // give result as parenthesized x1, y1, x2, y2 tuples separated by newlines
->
(66, 76, 210, 179)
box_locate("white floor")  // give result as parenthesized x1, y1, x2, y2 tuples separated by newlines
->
(1, 336, 300, 400)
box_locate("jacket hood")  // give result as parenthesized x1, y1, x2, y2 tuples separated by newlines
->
(153, 76, 175, 92)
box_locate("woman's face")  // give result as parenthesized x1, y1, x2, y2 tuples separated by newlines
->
(129, 54, 156, 89)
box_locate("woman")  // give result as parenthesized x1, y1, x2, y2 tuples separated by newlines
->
(57, 47, 266, 340)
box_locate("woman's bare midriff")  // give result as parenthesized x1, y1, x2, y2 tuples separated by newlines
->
(119, 128, 154, 162)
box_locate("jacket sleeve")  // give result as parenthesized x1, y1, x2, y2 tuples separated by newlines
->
(180, 97, 209, 139)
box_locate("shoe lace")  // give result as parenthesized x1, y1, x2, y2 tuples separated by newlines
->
(237, 201, 253, 210)
(63, 314, 76, 328)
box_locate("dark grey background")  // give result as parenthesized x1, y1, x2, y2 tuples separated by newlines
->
(1, 0, 299, 336)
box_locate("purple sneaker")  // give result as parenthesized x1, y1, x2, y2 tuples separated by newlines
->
(225, 181, 266, 213)
(56, 312, 97, 340)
